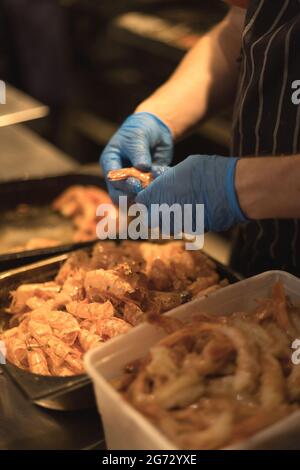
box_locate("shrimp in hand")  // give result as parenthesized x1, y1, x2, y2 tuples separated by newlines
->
(107, 168, 153, 188)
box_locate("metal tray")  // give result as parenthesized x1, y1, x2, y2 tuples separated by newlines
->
(0, 254, 96, 410)
(0, 247, 241, 411)
(0, 173, 106, 271)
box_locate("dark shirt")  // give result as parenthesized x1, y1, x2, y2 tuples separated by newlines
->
(231, 0, 300, 277)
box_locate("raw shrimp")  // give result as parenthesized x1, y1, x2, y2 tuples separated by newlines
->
(5, 336, 27, 369)
(27, 342, 50, 375)
(150, 290, 191, 313)
(53, 185, 114, 242)
(78, 329, 102, 351)
(55, 251, 91, 284)
(10, 282, 61, 314)
(28, 310, 80, 345)
(64, 353, 84, 375)
(188, 273, 220, 297)
(61, 271, 86, 302)
(107, 168, 153, 188)
(43, 336, 74, 370)
(123, 302, 145, 326)
(27, 319, 52, 346)
(46, 311, 81, 345)
(66, 300, 114, 320)
(84, 269, 135, 300)
(96, 317, 132, 340)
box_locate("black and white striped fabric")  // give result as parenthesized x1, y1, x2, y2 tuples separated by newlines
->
(231, 0, 300, 277)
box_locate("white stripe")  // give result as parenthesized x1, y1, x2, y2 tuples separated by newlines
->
(245, 3, 290, 272)
(232, 0, 265, 134)
(270, 20, 294, 260)
(293, 99, 300, 153)
(238, 0, 290, 157)
(255, 2, 291, 155)
(242, 0, 265, 39)
(272, 21, 295, 154)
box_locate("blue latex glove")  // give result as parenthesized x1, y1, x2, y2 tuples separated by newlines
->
(100, 112, 173, 203)
(135, 155, 247, 234)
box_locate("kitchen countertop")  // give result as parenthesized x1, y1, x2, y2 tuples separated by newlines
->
(0, 85, 49, 127)
(0, 124, 78, 182)
(0, 367, 105, 450)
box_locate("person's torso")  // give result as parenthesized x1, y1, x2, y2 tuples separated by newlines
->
(231, 0, 300, 277)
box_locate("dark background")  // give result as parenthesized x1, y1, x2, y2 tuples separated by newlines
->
(0, 0, 229, 164)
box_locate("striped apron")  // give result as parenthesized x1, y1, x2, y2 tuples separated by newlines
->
(230, 0, 300, 277)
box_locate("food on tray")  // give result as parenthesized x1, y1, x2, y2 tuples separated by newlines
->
(2, 186, 115, 255)
(0, 241, 225, 376)
(53, 185, 115, 242)
(107, 168, 153, 188)
(114, 282, 300, 449)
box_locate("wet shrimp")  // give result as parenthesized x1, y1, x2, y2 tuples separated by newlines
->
(78, 329, 102, 351)
(27, 341, 50, 375)
(107, 168, 153, 188)
(96, 317, 132, 340)
(66, 300, 114, 320)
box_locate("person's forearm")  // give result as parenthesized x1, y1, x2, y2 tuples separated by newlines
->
(236, 156, 300, 219)
(135, 7, 245, 139)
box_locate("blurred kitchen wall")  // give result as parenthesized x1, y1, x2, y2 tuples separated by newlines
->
(0, 0, 229, 163)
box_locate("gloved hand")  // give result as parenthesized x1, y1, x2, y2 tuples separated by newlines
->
(100, 112, 173, 203)
(135, 154, 247, 234)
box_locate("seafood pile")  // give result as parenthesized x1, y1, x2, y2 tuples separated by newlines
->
(0, 241, 225, 376)
(115, 282, 300, 449)
(3, 185, 115, 254)
(53, 185, 114, 242)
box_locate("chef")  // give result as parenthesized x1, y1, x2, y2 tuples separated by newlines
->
(101, 0, 300, 278)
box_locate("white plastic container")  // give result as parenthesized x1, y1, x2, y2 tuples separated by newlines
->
(85, 271, 300, 450)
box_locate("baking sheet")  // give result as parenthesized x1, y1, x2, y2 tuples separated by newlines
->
(0, 173, 106, 270)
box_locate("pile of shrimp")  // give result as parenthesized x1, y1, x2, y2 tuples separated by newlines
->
(115, 282, 300, 449)
(53, 185, 115, 242)
(0, 241, 224, 376)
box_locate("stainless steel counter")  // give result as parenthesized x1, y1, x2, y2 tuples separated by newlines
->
(0, 85, 49, 127)
(0, 124, 77, 181)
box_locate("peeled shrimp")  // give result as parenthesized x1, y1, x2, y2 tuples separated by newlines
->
(107, 168, 153, 188)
